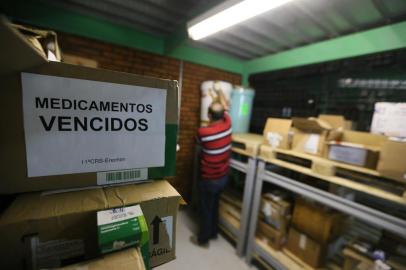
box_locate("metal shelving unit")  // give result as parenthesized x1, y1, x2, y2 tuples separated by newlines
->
(224, 156, 257, 256)
(245, 159, 406, 269)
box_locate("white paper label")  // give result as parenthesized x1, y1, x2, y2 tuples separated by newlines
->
(329, 145, 367, 166)
(97, 168, 148, 185)
(21, 73, 166, 177)
(162, 216, 174, 248)
(299, 234, 307, 250)
(97, 205, 143, 226)
(371, 102, 406, 137)
(267, 132, 282, 148)
(304, 134, 320, 154)
(262, 202, 272, 217)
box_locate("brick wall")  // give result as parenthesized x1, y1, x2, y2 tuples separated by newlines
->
(58, 33, 241, 198)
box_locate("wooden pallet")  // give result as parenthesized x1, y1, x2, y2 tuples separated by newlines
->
(232, 133, 264, 157)
(259, 145, 406, 205)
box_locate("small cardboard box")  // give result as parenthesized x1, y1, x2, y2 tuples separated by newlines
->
(0, 19, 179, 194)
(291, 117, 332, 156)
(292, 197, 345, 244)
(325, 130, 386, 169)
(377, 139, 406, 183)
(263, 118, 293, 149)
(0, 180, 181, 269)
(256, 219, 286, 250)
(58, 248, 146, 270)
(260, 193, 291, 231)
(286, 227, 326, 268)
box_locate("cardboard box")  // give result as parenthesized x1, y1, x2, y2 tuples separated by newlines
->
(371, 102, 406, 137)
(0, 180, 181, 269)
(285, 227, 326, 268)
(58, 248, 146, 270)
(377, 139, 406, 183)
(260, 193, 291, 231)
(263, 118, 293, 149)
(292, 197, 345, 243)
(0, 19, 179, 194)
(291, 117, 332, 156)
(325, 130, 386, 169)
(11, 23, 62, 62)
(256, 220, 286, 250)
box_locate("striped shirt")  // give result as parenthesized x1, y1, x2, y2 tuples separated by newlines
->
(197, 113, 232, 180)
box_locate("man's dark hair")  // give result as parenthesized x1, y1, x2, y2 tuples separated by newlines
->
(208, 102, 225, 121)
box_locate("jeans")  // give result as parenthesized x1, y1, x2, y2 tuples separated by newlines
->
(198, 175, 228, 244)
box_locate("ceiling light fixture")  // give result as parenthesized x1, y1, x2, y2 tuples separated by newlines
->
(187, 0, 293, 40)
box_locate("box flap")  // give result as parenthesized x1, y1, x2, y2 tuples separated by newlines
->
(58, 247, 145, 270)
(105, 180, 181, 208)
(292, 117, 332, 133)
(318, 114, 346, 129)
(341, 130, 387, 148)
(0, 17, 47, 76)
(263, 118, 292, 136)
(0, 180, 181, 226)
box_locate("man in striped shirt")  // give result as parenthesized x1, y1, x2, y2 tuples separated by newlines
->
(193, 101, 232, 247)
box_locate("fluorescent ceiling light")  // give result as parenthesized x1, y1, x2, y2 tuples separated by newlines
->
(187, 0, 293, 40)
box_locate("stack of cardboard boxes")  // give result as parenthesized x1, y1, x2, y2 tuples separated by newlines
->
(0, 19, 181, 269)
(286, 197, 346, 268)
(256, 191, 292, 250)
(262, 114, 406, 183)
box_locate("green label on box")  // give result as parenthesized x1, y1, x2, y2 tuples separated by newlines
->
(97, 205, 149, 269)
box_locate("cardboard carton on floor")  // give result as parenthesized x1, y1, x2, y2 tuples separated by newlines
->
(256, 219, 287, 250)
(325, 130, 386, 169)
(263, 118, 293, 149)
(0, 180, 181, 269)
(260, 192, 291, 231)
(291, 117, 332, 156)
(0, 19, 179, 194)
(377, 139, 406, 183)
(58, 248, 146, 270)
(285, 227, 326, 268)
(292, 197, 346, 244)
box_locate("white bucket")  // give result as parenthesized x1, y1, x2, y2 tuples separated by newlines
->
(200, 81, 233, 126)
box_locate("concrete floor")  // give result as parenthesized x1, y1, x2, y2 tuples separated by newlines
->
(157, 208, 256, 270)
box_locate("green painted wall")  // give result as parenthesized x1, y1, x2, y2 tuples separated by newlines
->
(244, 21, 406, 76)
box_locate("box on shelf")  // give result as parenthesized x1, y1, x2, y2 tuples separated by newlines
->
(263, 118, 293, 149)
(325, 130, 386, 169)
(256, 219, 286, 250)
(260, 192, 291, 231)
(0, 19, 179, 194)
(292, 197, 346, 244)
(291, 117, 332, 156)
(377, 139, 406, 183)
(285, 227, 326, 268)
(58, 248, 146, 270)
(371, 102, 406, 137)
(0, 180, 181, 269)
